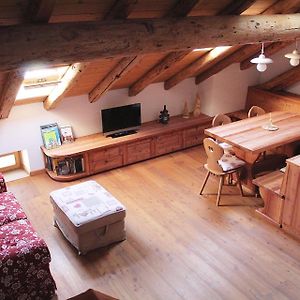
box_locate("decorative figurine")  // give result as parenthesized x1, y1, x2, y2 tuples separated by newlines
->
(182, 100, 190, 118)
(193, 93, 201, 117)
(159, 105, 170, 124)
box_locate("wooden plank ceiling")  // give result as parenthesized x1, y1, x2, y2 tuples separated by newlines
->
(0, 0, 299, 117)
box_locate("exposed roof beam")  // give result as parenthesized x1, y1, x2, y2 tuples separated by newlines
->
(89, 56, 141, 102)
(88, 0, 140, 103)
(129, 0, 257, 95)
(217, 0, 256, 15)
(0, 71, 24, 119)
(91, 0, 199, 102)
(43, 63, 87, 110)
(262, 0, 300, 14)
(258, 64, 300, 91)
(240, 41, 291, 70)
(193, 0, 300, 84)
(195, 44, 260, 84)
(27, 0, 56, 23)
(128, 50, 190, 96)
(104, 0, 138, 20)
(164, 46, 241, 90)
(0, 14, 299, 73)
(166, 0, 200, 17)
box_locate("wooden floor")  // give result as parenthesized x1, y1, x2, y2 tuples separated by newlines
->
(7, 146, 300, 300)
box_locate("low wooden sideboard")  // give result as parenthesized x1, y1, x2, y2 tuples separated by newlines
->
(253, 155, 300, 239)
(41, 114, 212, 181)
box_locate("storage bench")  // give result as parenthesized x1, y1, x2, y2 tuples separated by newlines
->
(50, 180, 126, 255)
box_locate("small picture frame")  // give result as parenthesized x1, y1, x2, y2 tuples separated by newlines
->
(40, 123, 62, 149)
(60, 125, 74, 144)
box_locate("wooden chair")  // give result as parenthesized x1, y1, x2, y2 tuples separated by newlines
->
(200, 138, 245, 206)
(248, 106, 266, 118)
(212, 114, 231, 127)
(211, 114, 233, 153)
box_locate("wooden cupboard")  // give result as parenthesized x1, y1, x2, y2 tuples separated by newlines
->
(41, 114, 212, 181)
(253, 155, 300, 239)
(281, 155, 300, 238)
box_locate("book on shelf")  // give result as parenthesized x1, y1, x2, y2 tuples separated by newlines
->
(52, 155, 84, 175)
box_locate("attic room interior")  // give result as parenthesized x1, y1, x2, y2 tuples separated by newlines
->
(0, 0, 300, 299)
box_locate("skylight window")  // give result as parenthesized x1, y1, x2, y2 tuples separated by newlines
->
(16, 66, 69, 101)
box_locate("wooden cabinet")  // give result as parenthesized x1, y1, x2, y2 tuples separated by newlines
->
(183, 125, 206, 148)
(89, 146, 123, 173)
(281, 156, 300, 238)
(253, 155, 300, 239)
(155, 131, 182, 156)
(41, 114, 212, 181)
(124, 138, 152, 165)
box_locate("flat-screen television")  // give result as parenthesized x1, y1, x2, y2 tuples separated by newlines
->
(101, 103, 141, 138)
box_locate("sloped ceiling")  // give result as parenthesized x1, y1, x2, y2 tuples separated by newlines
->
(0, 0, 299, 118)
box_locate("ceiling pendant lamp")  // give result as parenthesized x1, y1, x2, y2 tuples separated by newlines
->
(284, 39, 300, 67)
(250, 42, 273, 72)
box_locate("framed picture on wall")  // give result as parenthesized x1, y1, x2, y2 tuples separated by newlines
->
(40, 123, 62, 149)
(60, 125, 74, 144)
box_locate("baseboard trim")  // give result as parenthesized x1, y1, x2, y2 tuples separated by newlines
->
(30, 169, 46, 176)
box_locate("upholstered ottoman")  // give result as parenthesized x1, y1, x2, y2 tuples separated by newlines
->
(50, 181, 126, 255)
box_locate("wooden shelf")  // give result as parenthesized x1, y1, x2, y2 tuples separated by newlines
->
(41, 114, 212, 181)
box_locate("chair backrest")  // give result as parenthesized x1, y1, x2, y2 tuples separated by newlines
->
(212, 114, 231, 127)
(203, 138, 224, 173)
(248, 106, 265, 118)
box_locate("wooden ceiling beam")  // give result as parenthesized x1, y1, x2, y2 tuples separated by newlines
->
(195, 44, 260, 84)
(128, 0, 263, 95)
(0, 71, 24, 119)
(91, 0, 199, 101)
(194, 0, 300, 84)
(104, 0, 138, 20)
(43, 63, 87, 110)
(262, 0, 300, 14)
(89, 56, 140, 103)
(166, 0, 200, 17)
(258, 65, 300, 92)
(161, 0, 257, 90)
(128, 50, 191, 96)
(0, 14, 299, 73)
(164, 46, 241, 90)
(218, 0, 256, 15)
(240, 41, 292, 70)
(87, 0, 140, 103)
(27, 0, 56, 23)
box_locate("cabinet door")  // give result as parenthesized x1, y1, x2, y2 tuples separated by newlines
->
(155, 131, 183, 156)
(183, 125, 206, 148)
(125, 139, 152, 165)
(282, 166, 300, 235)
(89, 146, 123, 173)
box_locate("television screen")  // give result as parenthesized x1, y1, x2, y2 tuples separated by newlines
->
(101, 103, 141, 135)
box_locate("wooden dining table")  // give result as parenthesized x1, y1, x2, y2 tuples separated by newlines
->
(204, 111, 300, 191)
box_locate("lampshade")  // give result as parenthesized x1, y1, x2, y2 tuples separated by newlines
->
(250, 43, 273, 72)
(284, 40, 300, 66)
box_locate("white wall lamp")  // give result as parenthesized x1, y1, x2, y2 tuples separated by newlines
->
(250, 42, 273, 72)
(284, 39, 300, 67)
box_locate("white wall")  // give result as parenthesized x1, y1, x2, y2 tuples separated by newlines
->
(0, 79, 199, 171)
(197, 63, 258, 116)
(257, 43, 300, 95)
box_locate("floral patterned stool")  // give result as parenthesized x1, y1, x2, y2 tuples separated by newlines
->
(50, 180, 126, 255)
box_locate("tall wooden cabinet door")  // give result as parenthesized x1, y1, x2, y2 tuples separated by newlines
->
(89, 146, 123, 173)
(155, 131, 183, 156)
(282, 166, 300, 236)
(124, 138, 152, 165)
(183, 125, 206, 148)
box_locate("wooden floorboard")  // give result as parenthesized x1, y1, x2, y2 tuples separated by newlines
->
(6, 146, 300, 300)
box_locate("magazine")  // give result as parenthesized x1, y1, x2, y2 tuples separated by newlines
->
(40, 123, 62, 149)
